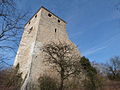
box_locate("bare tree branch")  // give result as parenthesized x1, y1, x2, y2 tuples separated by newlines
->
(42, 42, 81, 90)
(0, 0, 28, 67)
(105, 56, 120, 80)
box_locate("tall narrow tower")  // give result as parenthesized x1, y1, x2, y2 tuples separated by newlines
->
(14, 7, 80, 89)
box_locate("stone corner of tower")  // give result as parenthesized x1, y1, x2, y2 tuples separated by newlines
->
(40, 6, 67, 24)
(24, 6, 67, 28)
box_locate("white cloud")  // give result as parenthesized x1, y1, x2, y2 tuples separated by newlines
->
(83, 46, 107, 56)
(82, 32, 120, 56)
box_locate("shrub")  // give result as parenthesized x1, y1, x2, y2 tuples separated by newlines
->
(38, 75, 59, 90)
(0, 67, 22, 90)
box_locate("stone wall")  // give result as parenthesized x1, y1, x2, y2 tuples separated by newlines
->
(13, 7, 80, 90)
(13, 8, 42, 79)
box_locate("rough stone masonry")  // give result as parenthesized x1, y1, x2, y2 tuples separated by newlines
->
(13, 6, 80, 90)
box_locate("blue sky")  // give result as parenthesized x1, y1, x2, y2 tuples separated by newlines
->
(13, 0, 120, 63)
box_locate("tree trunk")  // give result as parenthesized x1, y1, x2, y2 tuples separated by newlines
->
(59, 68, 64, 90)
(59, 78, 64, 90)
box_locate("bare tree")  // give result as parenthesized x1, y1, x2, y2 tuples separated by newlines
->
(42, 42, 81, 90)
(106, 56, 120, 80)
(0, 0, 28, 67)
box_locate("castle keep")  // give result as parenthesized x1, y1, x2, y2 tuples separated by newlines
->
(14, 7, 80, 89)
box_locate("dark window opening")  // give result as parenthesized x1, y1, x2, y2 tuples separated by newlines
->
(28, 27, 33, 34)
(35, 14, 37, 18)
(48, 13, 52, 17)
(16, 63, 19, 69)
(58, 19, 60, 23)
(30, 27, 33, 30)
(55, 28, 57, 33)
(29, 21, 30, 24)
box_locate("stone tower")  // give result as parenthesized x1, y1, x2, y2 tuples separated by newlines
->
(14, 6, 80, 89)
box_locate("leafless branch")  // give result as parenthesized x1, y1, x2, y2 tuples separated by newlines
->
(42, 41, 81, 90)
(0, 0, 28, 67)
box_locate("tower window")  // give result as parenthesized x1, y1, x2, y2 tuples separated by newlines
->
(28, 27, 33, 34)
(55, 28, 57, 33)
(29, 21, 31, 24)
(30, 27, 33, 30)
(48, 13, 52, 17)
(16, 63, 20, 69)
(35, 14, 37, 18)
(58, 19, 60, 23)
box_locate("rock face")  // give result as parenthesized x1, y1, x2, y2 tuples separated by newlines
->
(14, 7, 80, 90)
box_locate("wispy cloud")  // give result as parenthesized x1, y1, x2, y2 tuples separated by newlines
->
(69, 31, 83, 38)
(83, 46, 107, 56)
(82, 32, 120, 56)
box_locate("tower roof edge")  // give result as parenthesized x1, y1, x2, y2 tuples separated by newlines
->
(24, 6, 67, 27)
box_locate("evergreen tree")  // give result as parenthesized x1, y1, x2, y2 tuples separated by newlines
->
(80, 56, 102, 90)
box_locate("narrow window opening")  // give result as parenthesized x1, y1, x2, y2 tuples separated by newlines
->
(30, 27, 33, 30)
(55, 28, 57, 33)
(58, 19, 60, 23)
(28, 27, 33, 34)
(48, 13, 52, 17)
(35, 14, 37, 18)
(16, 63, 19, 70)
(29, 21, 30, 24)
